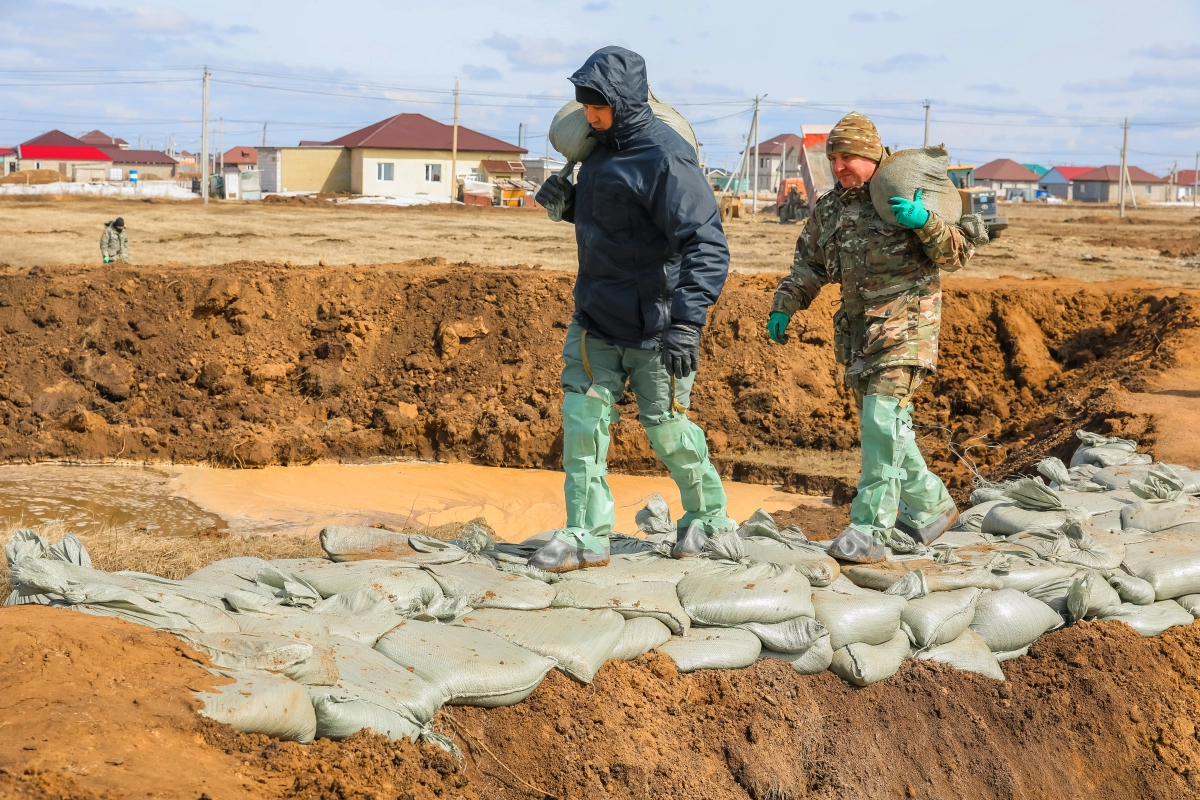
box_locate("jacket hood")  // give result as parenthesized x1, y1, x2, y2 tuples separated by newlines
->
(569, 46, 654, 147)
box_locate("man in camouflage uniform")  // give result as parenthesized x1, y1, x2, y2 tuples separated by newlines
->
(100, 217, 128, 263)
(766, 112, 988, 563)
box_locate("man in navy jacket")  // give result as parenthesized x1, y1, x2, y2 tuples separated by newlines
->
(529, 46, 735, 573)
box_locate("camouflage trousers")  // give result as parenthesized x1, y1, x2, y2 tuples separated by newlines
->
(847, 366, 925, 409)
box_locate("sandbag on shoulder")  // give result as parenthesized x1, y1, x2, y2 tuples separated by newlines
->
(423, 562, 556, 610)
(195, 671, 317, 744)
(610, 617, 673, 661)
(552, 580, 689, 635)
(454, 607, 624, 683)
(917, 629, 1005, 680)
(969, 589, 1062, 653)
(1121, 530, 1200, 600)
(901, 588, 983, 649)
(675, 533, 813, 626)
(811, 584, 906, 649)
(1097, 600, 1194, 637)
(375, 620, 555, 707)
(174, 630, 339, 686)
(308, 637, 445, 743)
(658, 628, 762, 673)
(759, 622, 834, 675)
(320, 526, 468, 564)
(829, 630, 912, 687)
(1121, 501, 1200, 534)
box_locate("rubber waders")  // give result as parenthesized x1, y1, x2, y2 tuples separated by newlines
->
(558, 389, 617, 555)
(644, 413, 734, 534)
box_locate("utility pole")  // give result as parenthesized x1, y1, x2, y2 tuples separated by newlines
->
(1193, 152, 1198, 207)
(262, 121, 268, 148)
(450, 79, 459, 201)
(1118, 117, 1129, 218)
(518, 122, 524, 151)
(751, 95, 761, 214)
(201, 67, 210, 204)
(923, 100, 931, 147)
(219, 117, 225, 177)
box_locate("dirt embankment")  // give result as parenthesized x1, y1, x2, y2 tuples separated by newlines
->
(5, 604, 1200, 800)
(0, 262, 1194, 501)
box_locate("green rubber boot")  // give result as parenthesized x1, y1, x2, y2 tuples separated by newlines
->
(848, 394, 908, 537)
(894, 404, 957, 543)
(644, 414, 735, 535)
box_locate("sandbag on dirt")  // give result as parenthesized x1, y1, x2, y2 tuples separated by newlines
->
(610, 617, 673, 661)
(265, 559, 445, 610)
(1097, 600, 1195, 637)
(830, 629, 912, 686)
(1009, 519, 1125, 571)
(658, 628, 762, 673)
(758, 622, 834, 675)
(844, 559, 1003, 593)
(1067, 571, 1122, 622)
(184, 557, 271, 593)
(1105, 570, 1156, 606)
(969, 589, 1062, 652)
(953, 501, 1007, 533)
(455, 607, 625, 683)
(1120, 501, 1200, 534)
(1025, 574, 1079, 616)
(196, 671, 317, 744)
(1071, 430, 1150, 469)
(994, 646, 1029, 662)
(424, 562, 556, 610)
(1175, 594, 1200, 618)
(675, 534, 814, 626)
(917, 629, 1005, 680)
(375, 620, 556, 707)
(738, 615, 828, 654)
(172, 630, 339, 686)
(310, 590, 404, 645)
(559, 552, 705, 587)
(552, 580, 689, 635)
(5, 530, 92, 606)
(811, 583, 907, 649)
(869, 146, 962, 227)
(308, 637, 445, 743)
(901, 588, 983, 649)
(320, 526, 467, 564)
(737, 538, 839, 587)
(1121, 530, 1200, 600)
(225, 589, 335, 641)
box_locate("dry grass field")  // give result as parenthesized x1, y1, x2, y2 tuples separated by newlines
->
(1, 194, 1198, 283)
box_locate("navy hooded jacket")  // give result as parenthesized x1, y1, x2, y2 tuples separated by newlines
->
(560, 46, 729, 350)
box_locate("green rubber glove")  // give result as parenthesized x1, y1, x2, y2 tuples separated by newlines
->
(889, 188, 930, 229)
(767, 312, 791, 343)
(103, 257, 111, 263)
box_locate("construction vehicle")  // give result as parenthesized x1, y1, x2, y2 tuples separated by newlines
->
(947, 165, 1007, 238)
(718, 193, 743, 221)
(776, 178, 808, 223)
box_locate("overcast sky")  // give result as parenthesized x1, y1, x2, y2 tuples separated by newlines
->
(3, 0, 1199, 174)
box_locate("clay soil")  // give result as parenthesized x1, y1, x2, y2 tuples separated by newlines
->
(7, 604, 1200, 800)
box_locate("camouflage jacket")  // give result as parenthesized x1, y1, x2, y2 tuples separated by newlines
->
(771, 182, 987, 376)
(100, 223, 128, 261)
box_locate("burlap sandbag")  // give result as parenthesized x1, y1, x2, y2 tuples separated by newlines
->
(548, 88, 699, 164)
(870, 146, 962, 227)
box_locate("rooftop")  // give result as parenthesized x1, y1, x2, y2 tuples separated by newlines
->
(222, 146, 258, 164)
(975, 158, 1043, 182)
(79, 130, 129, 147)
(99, 147, 178, 165)
(1075, 165, 1165, 183)
(326, 113, 525, 154)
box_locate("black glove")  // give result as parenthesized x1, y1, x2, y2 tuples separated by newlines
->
(662, 323, 702, 379)
(535, 175, 570, 209)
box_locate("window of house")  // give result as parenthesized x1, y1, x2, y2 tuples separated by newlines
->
(1146, 185, 1152, 194)
(376, 162, 394, 181)
(425, 164, 442, 182)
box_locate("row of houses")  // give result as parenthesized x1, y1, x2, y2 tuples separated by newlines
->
(0, 130, 258, 181)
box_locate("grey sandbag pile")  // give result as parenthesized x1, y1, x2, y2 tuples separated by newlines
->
(7, 438, 1200, 747)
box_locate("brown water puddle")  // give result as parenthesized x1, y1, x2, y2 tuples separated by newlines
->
(1, 461, 826, 542)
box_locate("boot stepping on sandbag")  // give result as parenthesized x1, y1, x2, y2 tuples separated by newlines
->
(827, 526, 887, 564)
(895, 506, 959, 545)
(528, 532, 610, 574)
(671, 522, 709, 559)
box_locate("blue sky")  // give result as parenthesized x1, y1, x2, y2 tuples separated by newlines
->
(2, 0, 1199, 174)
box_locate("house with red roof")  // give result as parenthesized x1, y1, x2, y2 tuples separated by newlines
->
(1037, 166, 1095, 200)
(1175, 169, 1199, 201)
(14, 130, 112, 181)
(0, 147, 16, 175)
(221, 146, 258, 173)
(973, 159, 1042, 198)
(1074, 165, 1168, 204)
(79, 130, 129, 149)
(750, 133, 804, 193)
(258, 113, 526, 198)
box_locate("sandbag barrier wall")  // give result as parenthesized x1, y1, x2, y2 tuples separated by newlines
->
(6, 429, 1200, 746)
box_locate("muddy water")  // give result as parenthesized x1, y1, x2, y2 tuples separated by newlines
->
(1, 461, 825, 542)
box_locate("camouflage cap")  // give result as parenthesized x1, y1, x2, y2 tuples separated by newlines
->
(826, 111, 883, 162)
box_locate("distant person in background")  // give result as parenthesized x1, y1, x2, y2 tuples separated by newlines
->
(100, 218, 128, 263)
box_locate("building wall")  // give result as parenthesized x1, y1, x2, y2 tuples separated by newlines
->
(1039, 175, 1072, 200)
(354, 148, 525, 197)
(109, 163, 177, 179)
(257, 147, 352, 193)
(14, 158, 109, 181)
(1075, 181, 1167, 203)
